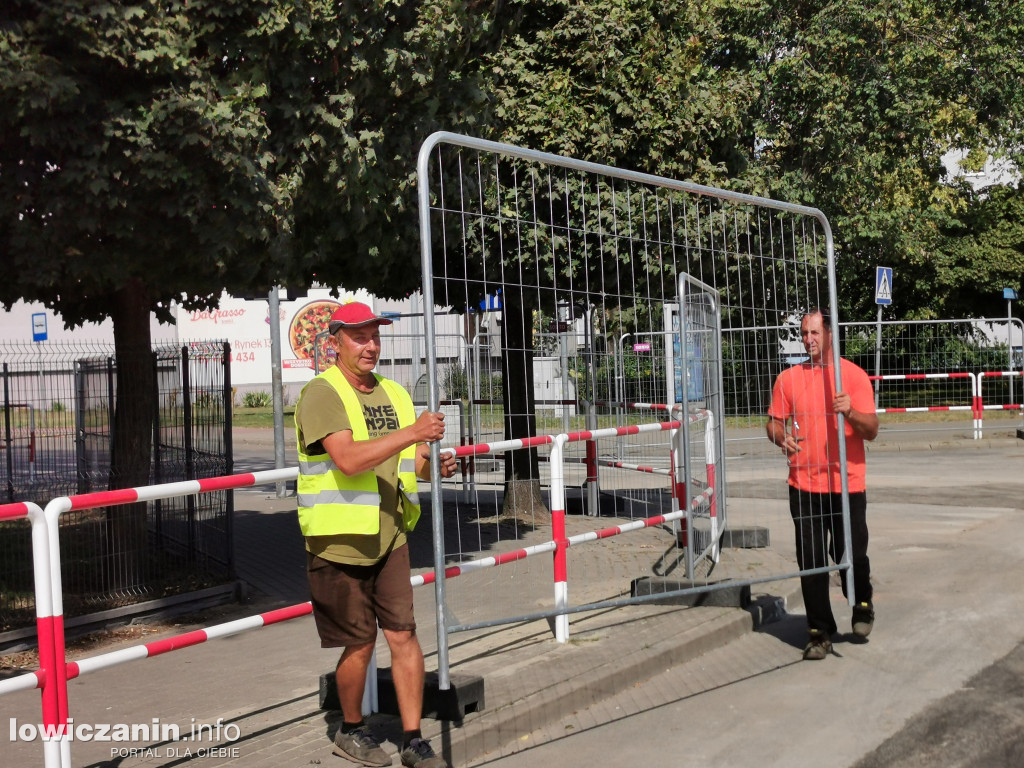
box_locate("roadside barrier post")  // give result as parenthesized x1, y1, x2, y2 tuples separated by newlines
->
(549, 435, 570, 643)
(0, 501, 61, 768)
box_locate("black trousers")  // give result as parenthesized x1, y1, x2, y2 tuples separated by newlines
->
(789, 487, 872, 636)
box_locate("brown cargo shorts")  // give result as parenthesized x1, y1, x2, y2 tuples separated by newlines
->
(306, 544, 416, 648)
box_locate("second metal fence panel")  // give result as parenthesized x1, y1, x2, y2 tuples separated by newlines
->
(415, 131, 846, 688)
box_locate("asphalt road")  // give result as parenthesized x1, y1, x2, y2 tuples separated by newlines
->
(467, 439, 1024, 768)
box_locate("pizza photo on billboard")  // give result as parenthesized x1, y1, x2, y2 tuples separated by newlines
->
(288, 300, 340, 365)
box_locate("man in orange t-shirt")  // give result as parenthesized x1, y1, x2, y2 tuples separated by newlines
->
(767, 310, 879, 660)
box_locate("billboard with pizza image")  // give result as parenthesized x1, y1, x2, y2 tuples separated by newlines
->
(285, 299, 340, 371)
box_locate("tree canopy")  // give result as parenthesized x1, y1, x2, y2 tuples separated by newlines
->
(0, 1, 500, 327)
(481, 0, 1024, 321)
(3, 0, 1023, 327)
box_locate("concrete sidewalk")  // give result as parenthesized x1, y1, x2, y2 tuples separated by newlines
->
(2, 425, 1020, 768)
(1, 471, 803, 768)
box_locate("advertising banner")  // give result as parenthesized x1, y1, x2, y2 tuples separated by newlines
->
(176, 288, 373, 386)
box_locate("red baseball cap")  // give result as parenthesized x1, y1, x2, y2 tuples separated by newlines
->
(328, 302, 393, 333)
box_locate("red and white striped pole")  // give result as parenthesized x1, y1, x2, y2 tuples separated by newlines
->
(0, 501, 60, 768)
(869, 372, 980, 439)
(973, 372, 983, 439)
(704, 411, 719, 561)
(549, 435, 570, 642)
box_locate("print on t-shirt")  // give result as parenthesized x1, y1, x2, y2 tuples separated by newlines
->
(363, 403, 399, 436)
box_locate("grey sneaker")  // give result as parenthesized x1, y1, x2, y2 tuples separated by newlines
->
(333, 725, 391, 767)
(802, 629, 833, 661)
(852, 601, 874, 638)
(400, 737, 448, 768)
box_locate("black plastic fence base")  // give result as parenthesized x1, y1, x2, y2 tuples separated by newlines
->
(719, 526, 771, 549)
(319, 669, 485, 723)
(630, 576, 751, 608)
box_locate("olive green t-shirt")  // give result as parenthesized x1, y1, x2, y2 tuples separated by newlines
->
(294, 374, 406, 565)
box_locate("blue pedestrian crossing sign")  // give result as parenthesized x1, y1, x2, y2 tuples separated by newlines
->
(875, 266, 893, 306)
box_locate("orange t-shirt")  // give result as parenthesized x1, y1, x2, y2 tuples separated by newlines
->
(768, 358, 875, 493)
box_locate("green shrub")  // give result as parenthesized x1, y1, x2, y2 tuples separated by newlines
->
(242, 391, 272, 408)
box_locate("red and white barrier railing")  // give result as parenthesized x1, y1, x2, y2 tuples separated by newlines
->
(598, 459, 671, 475)
(0, 501, 60, 768)
(65, 603, 313, 679)
(868, 372, 982, 439)
(429, 412, 716, 642)
(31, 468, 297, 767)
(977, 371, 1023, 434)
(4, 414, 720, 764)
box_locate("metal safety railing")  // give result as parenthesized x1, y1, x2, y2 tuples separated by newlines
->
(868, 372, 981, 439)
(978, 371, 1023, 421)
(1, 414, 721, 768)
(0, 468, 294, 768)
(865, 371, 1024, 440)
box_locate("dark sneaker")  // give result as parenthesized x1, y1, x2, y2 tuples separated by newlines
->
(802, 629, 833, 661)
(333, 725, 391, 767)
(852, 601, 875, 638)
(400, 737, 448, 768)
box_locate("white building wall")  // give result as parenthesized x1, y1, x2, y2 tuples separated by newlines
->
(1, 289, 470, 402)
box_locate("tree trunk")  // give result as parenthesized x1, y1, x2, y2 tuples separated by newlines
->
(500, 285, 549, 521)
(106, 278, 156, 590)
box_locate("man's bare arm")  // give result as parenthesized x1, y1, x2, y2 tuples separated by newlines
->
(767, 416, 803, 456)
(833, 392, 879, 441)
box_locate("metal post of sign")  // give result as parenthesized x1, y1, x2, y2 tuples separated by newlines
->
(615, 333, 630, 459)
(874, 267, 893, 409)
(1006, 288, 1018, 404)
(410, 293, 422, 391)
(32, 313, 48, 442)
(874, 305, 882, 408)
(558, 302, 571, 433)
(268, 287, 288, 498)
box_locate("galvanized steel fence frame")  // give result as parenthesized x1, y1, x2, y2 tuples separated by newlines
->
(415, 132, 853, 689)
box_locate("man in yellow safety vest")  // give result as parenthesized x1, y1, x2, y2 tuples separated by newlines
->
(294, 301, 457, 768)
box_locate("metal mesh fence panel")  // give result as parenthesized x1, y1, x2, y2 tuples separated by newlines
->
(840, 318, 1023, 437)
(414, 133, 841, 681)
(0, 340, 232, 633)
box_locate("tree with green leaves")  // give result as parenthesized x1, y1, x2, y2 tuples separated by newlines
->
(4, 0, 1023, 521)
(0, 0, 496, 475)
(738, 0, 1024, 320)
(0, 0, 499, 571)
(2, 2, 288, 579)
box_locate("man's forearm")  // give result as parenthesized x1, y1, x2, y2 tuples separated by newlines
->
(766, 417, 787, 446)
(845, 409, 879, 440)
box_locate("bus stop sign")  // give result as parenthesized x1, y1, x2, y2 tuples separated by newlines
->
(32, 312, 48, 342)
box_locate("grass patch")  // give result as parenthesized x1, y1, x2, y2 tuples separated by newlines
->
(231, 405, 296, 429)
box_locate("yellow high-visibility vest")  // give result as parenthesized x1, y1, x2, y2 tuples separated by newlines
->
(295, 366, 421, 536)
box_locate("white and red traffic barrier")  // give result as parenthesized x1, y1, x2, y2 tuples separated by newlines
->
(64, 603, 313, 679)
(431, 415, 718, 642)
(598, 459, 671, 475)
(0, 501, 60, 768)
(6, 413, 722, 766)
(595, 401, 683, 413)
(869, 372, 981, 439)
(977, 371, 1023, 436)
(37, 467, 298, 767)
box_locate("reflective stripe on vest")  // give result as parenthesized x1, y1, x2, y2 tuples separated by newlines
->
(295, 367, 422, 536)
